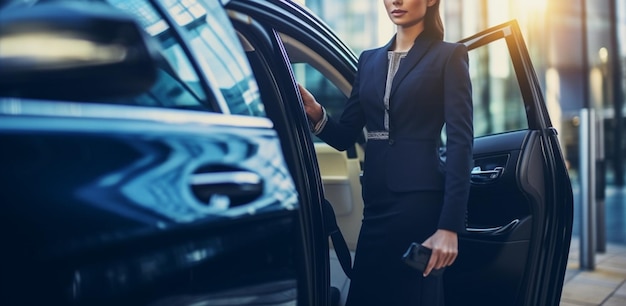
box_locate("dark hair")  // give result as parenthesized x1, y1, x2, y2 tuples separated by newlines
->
(424, 0, 444, 40)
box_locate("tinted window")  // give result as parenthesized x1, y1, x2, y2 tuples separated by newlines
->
(469, 39, 528, 137)
(167, 0, 265, 116)
(293, 63, 346, 142)
(292, 64, 345, 117)
(18, 0, 266, 116)
(108, 0, 210, 110)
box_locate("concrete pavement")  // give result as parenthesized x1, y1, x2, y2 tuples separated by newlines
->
(560, 180, 626, 305)
(561, 238, 626, 305)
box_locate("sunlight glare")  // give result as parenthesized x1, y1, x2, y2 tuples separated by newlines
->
(517, 0, 547, 13)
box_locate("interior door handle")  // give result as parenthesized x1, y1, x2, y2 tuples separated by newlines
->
(190, 171, 263, 205)
(466, 219, 519, 235)
(471, 166, 504, 182)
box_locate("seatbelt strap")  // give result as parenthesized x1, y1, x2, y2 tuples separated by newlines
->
(322, 198, 353, 279)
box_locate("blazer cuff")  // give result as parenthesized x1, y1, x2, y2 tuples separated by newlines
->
(311, 107, 328, 135)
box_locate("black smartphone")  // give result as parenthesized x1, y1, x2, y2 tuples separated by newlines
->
(401, 242, 444, 276)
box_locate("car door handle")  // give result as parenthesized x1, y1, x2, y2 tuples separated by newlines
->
(466, 219, 519, 235)
(189, 171, 264, 205)
(471, 166, 504, 182)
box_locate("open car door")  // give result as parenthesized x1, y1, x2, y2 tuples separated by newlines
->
(444, 20, 574, 306)
(223, 1, 573, 304)
(224, 1, 361, 304)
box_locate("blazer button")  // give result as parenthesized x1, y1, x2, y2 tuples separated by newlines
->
(389, 139, 395, 145)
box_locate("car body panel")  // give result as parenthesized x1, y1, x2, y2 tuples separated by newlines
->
(0, 0, 306, 305)
(0, 100, 300, 305)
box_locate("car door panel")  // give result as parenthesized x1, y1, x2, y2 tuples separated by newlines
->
(443, 21, 573, 306)
(0, 102, 299, 305)
(445, 130, 545, 305)
(468, 131, 532, 233)
(227, 12, 335, 304)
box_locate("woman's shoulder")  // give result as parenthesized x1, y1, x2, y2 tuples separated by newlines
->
(356, 46, 386, 62)
(433, 40, 467, 52)
(429, 40, 469, 60)
(360, 45, 386, 56)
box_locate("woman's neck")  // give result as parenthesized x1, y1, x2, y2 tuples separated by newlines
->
(393, 24, 425, 52)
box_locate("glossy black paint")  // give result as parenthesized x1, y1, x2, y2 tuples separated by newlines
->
(0, 0, 304, 304)
(0, 106, 299, 305)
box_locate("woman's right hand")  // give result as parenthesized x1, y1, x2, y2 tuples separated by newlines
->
(298, 83, 323, 124)
(421, 229, 458, 277)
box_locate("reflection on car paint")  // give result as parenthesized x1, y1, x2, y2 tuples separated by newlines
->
(0, 101, 297, 225)
(66, 216, 296, 303)
(80, 130, 298, 223)
(0, 99, 272, 128)
(0, 99, 298, 244)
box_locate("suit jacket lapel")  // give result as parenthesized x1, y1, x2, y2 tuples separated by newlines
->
(390, 33, 436, 99)
(371, 37, 395, 102)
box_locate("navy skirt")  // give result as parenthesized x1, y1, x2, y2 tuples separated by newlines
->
(345, 187, 446, 306)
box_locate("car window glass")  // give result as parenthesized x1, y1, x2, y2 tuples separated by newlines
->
(102, 0, 209, 110)
(167, 0, 265, 116)
(292, 63, 346, 142)
(469, 39, 528, 138)
(105, 0, 264, 116)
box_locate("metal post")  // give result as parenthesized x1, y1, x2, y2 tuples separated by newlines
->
(579, 0, 596, 270)
(611, 0, 625, 187)
(580, 108, 597, 269)
(596, 114, 606, 253)
(596, 40, 610, 254)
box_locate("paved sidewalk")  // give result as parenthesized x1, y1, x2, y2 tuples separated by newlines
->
(560, 237, 626, 306)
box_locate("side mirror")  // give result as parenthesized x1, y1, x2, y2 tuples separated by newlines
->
(0, 2, 159, 101)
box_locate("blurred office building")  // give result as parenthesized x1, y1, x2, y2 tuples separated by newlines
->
(299, 0, 625, 186)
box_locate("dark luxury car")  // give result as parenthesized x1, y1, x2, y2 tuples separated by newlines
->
(0, 0, 573, 305)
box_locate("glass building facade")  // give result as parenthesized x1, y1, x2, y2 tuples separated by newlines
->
(299, 0, 625, 186)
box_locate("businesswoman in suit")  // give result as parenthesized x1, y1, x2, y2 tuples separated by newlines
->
(300, 0, 472, 304)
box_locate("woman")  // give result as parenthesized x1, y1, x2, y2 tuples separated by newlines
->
(300, 0, 473, 304)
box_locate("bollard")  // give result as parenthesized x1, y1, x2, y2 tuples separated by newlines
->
(579, 108, 596, 270)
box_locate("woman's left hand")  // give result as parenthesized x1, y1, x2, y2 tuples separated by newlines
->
(421, 229, 458, 277)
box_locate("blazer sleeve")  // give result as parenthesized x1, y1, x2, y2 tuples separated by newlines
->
(438, 43, 473, 233)
(315, 52, 369, 151)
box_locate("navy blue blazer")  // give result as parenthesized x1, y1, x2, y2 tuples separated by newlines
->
(317, 33, 473, 233)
